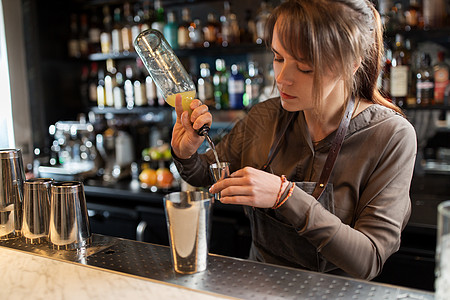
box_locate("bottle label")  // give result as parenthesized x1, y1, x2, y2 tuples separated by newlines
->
(434, 69, 449, 102)
(178, 28, 189, 47)
(198, 81, 214, 101)
(390, 66, 408, 97)
(88, 28, 101, 43)
(100, 32, 111, 54)
(146, 77, 157, 105)
(228, 79, 244, 94)
(113, 87, 124, 109)
(134, 81, 146, 106)
(246, 83, 261, 101)
(111, 29, 123, 53)
(124, 80, 134, 106)
(416, 81, 434, 90)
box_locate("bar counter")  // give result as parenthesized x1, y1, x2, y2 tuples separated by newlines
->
(0, 234, 434, 299)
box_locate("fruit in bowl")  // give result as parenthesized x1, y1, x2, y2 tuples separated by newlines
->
(141, 143, 172, 161)
(139, 168, 157, 187)
(156, 167, 174, 189)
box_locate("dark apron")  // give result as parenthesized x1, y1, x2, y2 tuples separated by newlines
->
(245, 97, 355, 273)
(244, 182, 337, 272)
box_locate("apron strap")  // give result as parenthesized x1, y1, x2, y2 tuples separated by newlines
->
(311, 96, 356, 200)
(262, 111, 298, 171)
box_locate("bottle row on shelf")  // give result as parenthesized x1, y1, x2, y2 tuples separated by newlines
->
(378, 0, 449, 33)
(81, 57, 274, 112)
(68, 0, 273, 59)
(379, 33, 449, 108)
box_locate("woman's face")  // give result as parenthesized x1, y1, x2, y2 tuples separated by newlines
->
(272, 21, 341, 112)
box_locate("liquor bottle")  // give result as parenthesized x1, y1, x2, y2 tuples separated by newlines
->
(220, 2, 232, 47)
(114, 66, 125, 109)
(434, 52, 449, 105)
(390, 2, 406, 32)
(124, 65, 135, 109)
(163, 11, 178, 49)
(122, 2, 133, 53)
(178, 8, 191, 48)
(241, 10, 257, 44)
(404, 0, 423, 30)
(100, 5, 112, 54)
(78, 13, 89, 57)
(80, 65, 89, 107)
(134, 59, 147, 107)
(255, 1, 271, 44)
(88, 62, 99, 105)
(229, 14, 240, 44)
(188, 19, 203, 48)
(203, 13, 219, 47)
(131, 3, 144, 44)
(152, 0, 165, 33)
(379, 47, 392, 99)
(423, 0, 447, 29)
(141, 0, 152, 32)
(145, 70, 158, 107)
(88, 8, 102, 54)
(390, 34, 410, 108)
(228, 64, 245, 109)
(97, 67, 106, 108)
(245, 62, 264, 107)
(68, 14, 80, 58)
(416, 53, 434, 106)
(213, 58, 229, 109)
(104, 59, 117, 107)
(378, 0, 393, 28)
(198, 63, 214, 108)
(111, 8, 124, 54)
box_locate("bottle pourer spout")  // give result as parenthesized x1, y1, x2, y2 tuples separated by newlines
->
(197, 124, 210, 136)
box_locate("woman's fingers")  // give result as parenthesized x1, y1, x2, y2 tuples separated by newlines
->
(219, 195, 256, 206)
(193, 113, 212, 131)
(175, 94, 183, 120)
(180, 111, 195, 133)
(209, 176, 247, 194)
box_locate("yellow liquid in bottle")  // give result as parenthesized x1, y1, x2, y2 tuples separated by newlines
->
(165, 90, 196, 113)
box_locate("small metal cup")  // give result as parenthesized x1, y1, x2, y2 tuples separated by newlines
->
(164, 191, 212, 274)
(209, 162, 230, 201)
(49, 181, 91, 250)
(0, 149, 25, 240)
(22, 178, 53, 244)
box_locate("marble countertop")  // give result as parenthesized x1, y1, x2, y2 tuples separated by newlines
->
(0, 235, 434, 300)
(0, 246, 232, 300)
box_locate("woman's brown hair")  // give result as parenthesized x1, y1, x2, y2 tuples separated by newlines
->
(266, 0, 403, 116)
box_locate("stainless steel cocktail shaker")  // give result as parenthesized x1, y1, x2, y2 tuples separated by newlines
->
(0, 149, 25, 240)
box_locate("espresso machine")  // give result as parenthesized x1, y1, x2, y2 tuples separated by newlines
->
(38, 116, 100, 181)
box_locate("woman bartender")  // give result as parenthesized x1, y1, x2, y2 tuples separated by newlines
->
(171, 0, 417, 280)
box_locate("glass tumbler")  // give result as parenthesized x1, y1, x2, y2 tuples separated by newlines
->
(22, 178, 53, 244)
(0, 149, 25, 240)
(436, 200, 450, 299)
(134, 29, 196, 113)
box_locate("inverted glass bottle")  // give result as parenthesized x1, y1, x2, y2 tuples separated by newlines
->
(134, 29, 196, 114)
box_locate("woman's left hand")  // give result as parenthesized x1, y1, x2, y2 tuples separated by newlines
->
(209, 167, 289, 208)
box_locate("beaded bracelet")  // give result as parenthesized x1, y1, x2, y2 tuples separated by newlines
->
(272, 175, 287, 209)
(273, 182, 295, 210)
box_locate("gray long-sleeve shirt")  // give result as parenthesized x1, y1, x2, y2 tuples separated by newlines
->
(173, 97, 417, 280)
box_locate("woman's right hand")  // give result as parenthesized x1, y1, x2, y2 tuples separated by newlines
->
(171, 94, 212, 159)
